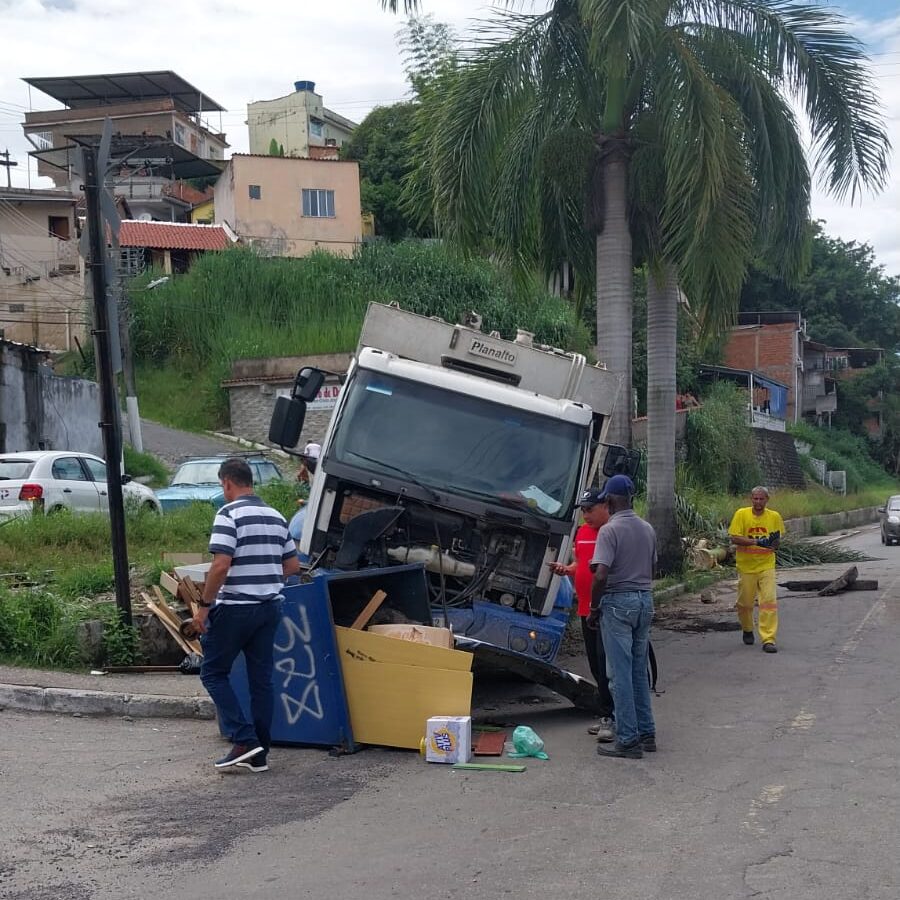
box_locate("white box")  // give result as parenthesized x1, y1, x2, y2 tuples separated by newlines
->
(424, 716, 472, 764)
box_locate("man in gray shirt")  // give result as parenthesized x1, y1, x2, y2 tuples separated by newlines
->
(588, 475, 658, 759)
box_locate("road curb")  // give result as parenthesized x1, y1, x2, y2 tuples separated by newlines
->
(0, 683, 216, 720)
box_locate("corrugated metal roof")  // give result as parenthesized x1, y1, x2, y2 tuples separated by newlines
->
(118, 220, 230, 251)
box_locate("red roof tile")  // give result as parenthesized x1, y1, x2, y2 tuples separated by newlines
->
(118, 220, 229, 251)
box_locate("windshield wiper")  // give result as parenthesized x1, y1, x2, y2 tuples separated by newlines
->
(347, 452, 441, 502)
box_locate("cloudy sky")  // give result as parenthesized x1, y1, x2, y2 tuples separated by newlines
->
(1, 0, 898, 275)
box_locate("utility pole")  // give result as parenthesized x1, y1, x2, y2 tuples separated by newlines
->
(83, 145, 132, 626)
(117, 271, 143, 452)
(0, 149, 18, 188)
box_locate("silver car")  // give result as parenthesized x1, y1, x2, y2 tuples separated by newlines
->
(0, 451, 161, 521)
(878, 495, 900, 546)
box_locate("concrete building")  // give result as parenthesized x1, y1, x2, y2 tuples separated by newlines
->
(722, 310, 884, 434)
(0, 339, 101, 454)
(222, 353, 351, 448)
(0, 187, 83, 351)
(247, 81, 357, 159)
(214, 155, 362, 257)
(21, 72, 226, 222)
(723, 311, 805, 423)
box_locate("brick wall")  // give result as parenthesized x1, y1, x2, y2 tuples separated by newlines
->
(723, 323, 798, 421)
(228, 382, 335, 449)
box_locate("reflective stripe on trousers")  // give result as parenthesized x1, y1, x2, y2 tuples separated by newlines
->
(736, 568, 778, 644)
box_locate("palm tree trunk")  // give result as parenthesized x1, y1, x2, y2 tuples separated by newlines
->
(595, 144, 633, 448)
(647, 263, 682, 573)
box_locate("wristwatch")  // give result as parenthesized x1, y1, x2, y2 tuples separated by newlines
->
(197, 599, 212, 608)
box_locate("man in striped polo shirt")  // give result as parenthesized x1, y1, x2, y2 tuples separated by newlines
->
(195, 458, 300, 772)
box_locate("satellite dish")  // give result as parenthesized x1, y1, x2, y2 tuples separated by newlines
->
(137, 212, 152, 222)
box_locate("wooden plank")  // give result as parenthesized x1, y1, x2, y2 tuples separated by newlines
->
(180, 576, 203, 616)
(350, 589, 387, 631)
(141, 592, 195, 656)
(451, 763, 526, 772)
(151, 586, 184, 627)
(472, 730, 507, 756)
(782, 579, 878, 592)
(149, 587, 202, 655)
(159, 570, 180, 596)
(818, 566, 858, 596)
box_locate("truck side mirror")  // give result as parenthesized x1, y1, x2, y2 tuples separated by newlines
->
(269, 396, 307, 448)
(292, 367, 325, 402)
(603, 445, 641, 479)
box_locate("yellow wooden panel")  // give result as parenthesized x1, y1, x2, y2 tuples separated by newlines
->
(335, 626, 472, 672)
(340, 656, 473, 749)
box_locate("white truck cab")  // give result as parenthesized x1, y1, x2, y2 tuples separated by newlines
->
(272, 303, 629, 668)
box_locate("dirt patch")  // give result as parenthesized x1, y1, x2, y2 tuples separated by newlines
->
(654, 579, 741, 634)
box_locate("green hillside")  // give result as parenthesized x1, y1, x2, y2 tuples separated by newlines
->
(130, 243, 590, 431)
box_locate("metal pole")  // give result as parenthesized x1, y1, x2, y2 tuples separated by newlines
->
(83, 145, 132, 626)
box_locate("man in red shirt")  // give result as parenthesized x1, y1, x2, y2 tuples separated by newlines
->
(550, 488, 614, 741)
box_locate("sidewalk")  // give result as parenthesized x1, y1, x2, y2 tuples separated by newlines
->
(0, 663, 214, 720)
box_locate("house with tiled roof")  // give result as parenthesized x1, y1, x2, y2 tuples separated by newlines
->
(118, 220, 235, 274)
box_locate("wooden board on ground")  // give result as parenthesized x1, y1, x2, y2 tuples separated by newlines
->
(141, 592, 196, 656)
(150, 586, 202, 655)
(782, 579, 878, 592)
(159, 570, 180, 597)
(350, 589, 387, 630)
(473, 730, 507, 756)
(818, 566, 858, 596)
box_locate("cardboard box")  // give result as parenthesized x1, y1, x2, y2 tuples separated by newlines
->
(335, 626, 472, 750)
(424, 716, 472, 764)
(368, 624, 453, 649)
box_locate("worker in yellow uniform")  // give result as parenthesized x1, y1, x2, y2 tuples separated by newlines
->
(728, 486, 786, 654)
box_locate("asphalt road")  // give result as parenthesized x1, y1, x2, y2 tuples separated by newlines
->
(127, 419, 238, 469)
(1, 525, 897, 900)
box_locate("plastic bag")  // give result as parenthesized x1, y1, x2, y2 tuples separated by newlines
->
(506, 725, 549, 760)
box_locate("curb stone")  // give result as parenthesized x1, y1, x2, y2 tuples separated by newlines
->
(0, 683, 215, 720)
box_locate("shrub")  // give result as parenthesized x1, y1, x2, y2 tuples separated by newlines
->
(789, 421, 888, 492)
(685, 383, 761, 494)
(124, 445, 169, 488)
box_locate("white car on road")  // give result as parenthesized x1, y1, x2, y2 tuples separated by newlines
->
(0, 451, 161, 521)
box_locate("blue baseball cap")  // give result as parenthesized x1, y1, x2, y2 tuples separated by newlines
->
(598, 474, 635, 501)
(578, 488, 607, 508)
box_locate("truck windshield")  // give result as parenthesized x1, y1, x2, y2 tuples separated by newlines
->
(330, 370, 587, 519)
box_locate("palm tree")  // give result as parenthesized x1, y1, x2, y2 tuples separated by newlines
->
(407, 0, 888, 570)
(381, 0, 420, 12)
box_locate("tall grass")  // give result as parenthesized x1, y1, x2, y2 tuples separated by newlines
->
(685, 383, 761, 494)
(129, 243, 590, 431)
(0, 504, 215, 579)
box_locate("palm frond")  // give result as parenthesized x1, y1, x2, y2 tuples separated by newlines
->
(380, 0, 421, 13)
(684, 0, 890, 200)
(682, 24, 811, 280)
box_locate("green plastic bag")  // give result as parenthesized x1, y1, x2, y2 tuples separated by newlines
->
(507, 725, 549, 760)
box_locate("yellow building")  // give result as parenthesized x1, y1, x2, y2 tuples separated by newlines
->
(247, 81, 357, 159)
(191, 198, 215, 224)
(214, 155, 362, 258)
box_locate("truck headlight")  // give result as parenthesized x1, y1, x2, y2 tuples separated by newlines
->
(888, 515, 900, 525)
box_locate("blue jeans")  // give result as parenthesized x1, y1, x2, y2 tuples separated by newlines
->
(601, 590, 655, 747)
(200, 601, 281, 751)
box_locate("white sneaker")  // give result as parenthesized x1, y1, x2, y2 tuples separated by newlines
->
(588, 717, 615, 742)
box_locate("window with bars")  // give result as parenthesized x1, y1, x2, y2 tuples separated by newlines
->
(249, 184, 261, 200)
(301, 188, 335, 218)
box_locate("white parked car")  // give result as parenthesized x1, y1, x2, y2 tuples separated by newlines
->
(0, 451, 161, 521)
